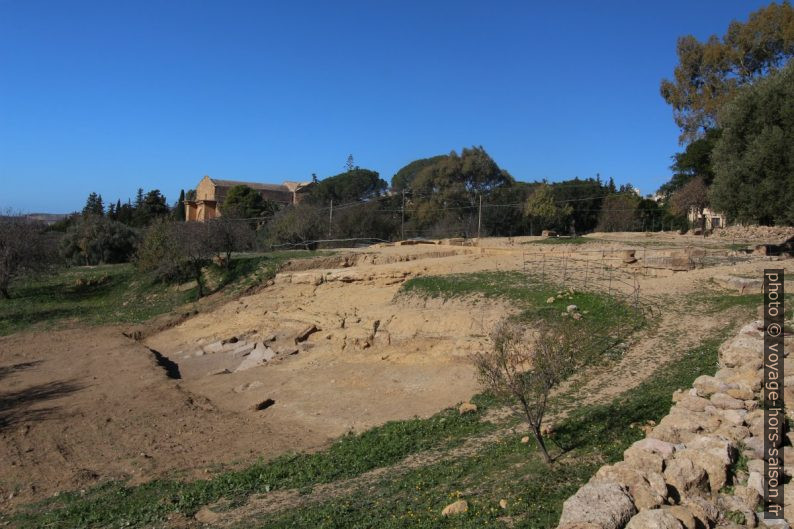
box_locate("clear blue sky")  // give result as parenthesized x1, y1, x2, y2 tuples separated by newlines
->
(0, 0, 771, 213)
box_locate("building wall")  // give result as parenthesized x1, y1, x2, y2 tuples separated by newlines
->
(185, 177, 312, 221)
(196, 176, 216, 201)
(688, 206, 727, 230)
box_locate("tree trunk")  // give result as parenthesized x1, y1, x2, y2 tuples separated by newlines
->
(531, 424, 552, 464)
(195, 268, 204, 298)
(520, 399, 552, 464)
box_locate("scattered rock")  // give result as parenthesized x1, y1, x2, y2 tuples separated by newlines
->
(521, 436, 530, 444)
(747, 471, 764, 496)
(499, 499, 508, 509)
(681, 497, 719, 528)
(547, 297, 556, 304)
(664, 505, 697, 529)
(566, 305, 578, 313)
(624, 443, 665, 474)
(441, 499, 468, 516)
(203, 341, 225, 354)
(693, 375, 721, 397)
(733, 485, 761, 511)
(253, 398, 275, 411)
(558, 482, 636, 529)
(625, 509, 684, 529)
(593, 463, 666, 509)
(626, 509, 684, 529)
(234, 343, 276, 372)
(632, 438, 677, 459)
(294, 324, 318, 344)
(458, 402, 477, 415)
(663, 457, 709, 501)
(229, 343, 256, 357)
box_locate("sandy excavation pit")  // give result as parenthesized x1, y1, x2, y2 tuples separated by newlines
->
(1, 231, 792, 507)
(145, 245, 511, 441)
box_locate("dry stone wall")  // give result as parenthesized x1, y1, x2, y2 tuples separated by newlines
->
(556, 321, 793, 529)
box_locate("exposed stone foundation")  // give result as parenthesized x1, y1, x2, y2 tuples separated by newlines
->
(556, 321, 793, 529)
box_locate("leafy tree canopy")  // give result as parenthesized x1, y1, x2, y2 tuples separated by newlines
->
(221, 185, 279, 220)
(659, 129, 722, 197)
(524, 184, 573, 233)
(307, 168, 387, 205)
(710, 61, 794, 225)
(391, 155, 448, 192)
(660, 1, 794, 143)
(407, 146, 514, 232)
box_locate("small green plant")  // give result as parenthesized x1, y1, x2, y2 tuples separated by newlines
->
(725, 510, 746, 525)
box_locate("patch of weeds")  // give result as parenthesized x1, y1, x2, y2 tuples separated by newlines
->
(399, 271, 645, 356)
(725, 510, 746, 525)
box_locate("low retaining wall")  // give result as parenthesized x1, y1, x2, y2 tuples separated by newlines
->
(556, 321, 792, 529)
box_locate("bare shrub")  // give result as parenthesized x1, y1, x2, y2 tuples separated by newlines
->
(206, 217, 255, 268)
(136, 220, 215, 297)
(0, 214, 56, 298)
(472, 320, 583, 464)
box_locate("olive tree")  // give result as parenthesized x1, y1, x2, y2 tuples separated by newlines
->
(472, 321, 583, 464)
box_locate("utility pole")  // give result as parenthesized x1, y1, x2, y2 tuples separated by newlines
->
(328, 198, 333, 237)
(477, 193, 482, 240)
(401, 189, 406, 240)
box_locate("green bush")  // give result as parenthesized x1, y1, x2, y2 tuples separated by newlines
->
(59, 215, 139, 265)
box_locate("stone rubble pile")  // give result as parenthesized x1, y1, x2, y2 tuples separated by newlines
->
(178, 325, 320, 375)
(557, 320, 793, 529)
(716, 226, 794, 243)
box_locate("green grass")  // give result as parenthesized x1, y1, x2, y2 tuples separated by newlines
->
(9, 395, 500, 529)
(239, 335, 725, 529)
(691, 285, 794, 318)
(399, 271, 645, 342)
(0, 251, 325, 337)
(0, 264, 193, 336)
(522, 236, 595, 245)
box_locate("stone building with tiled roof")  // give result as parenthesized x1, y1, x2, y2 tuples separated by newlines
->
(185, 175, 313, 221)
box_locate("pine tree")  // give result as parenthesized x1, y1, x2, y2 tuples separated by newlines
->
(174, 189, 186, 221)
(82, 192, 104, 216)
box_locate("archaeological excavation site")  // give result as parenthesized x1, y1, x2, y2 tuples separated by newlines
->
(0, 228, 791, 529)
